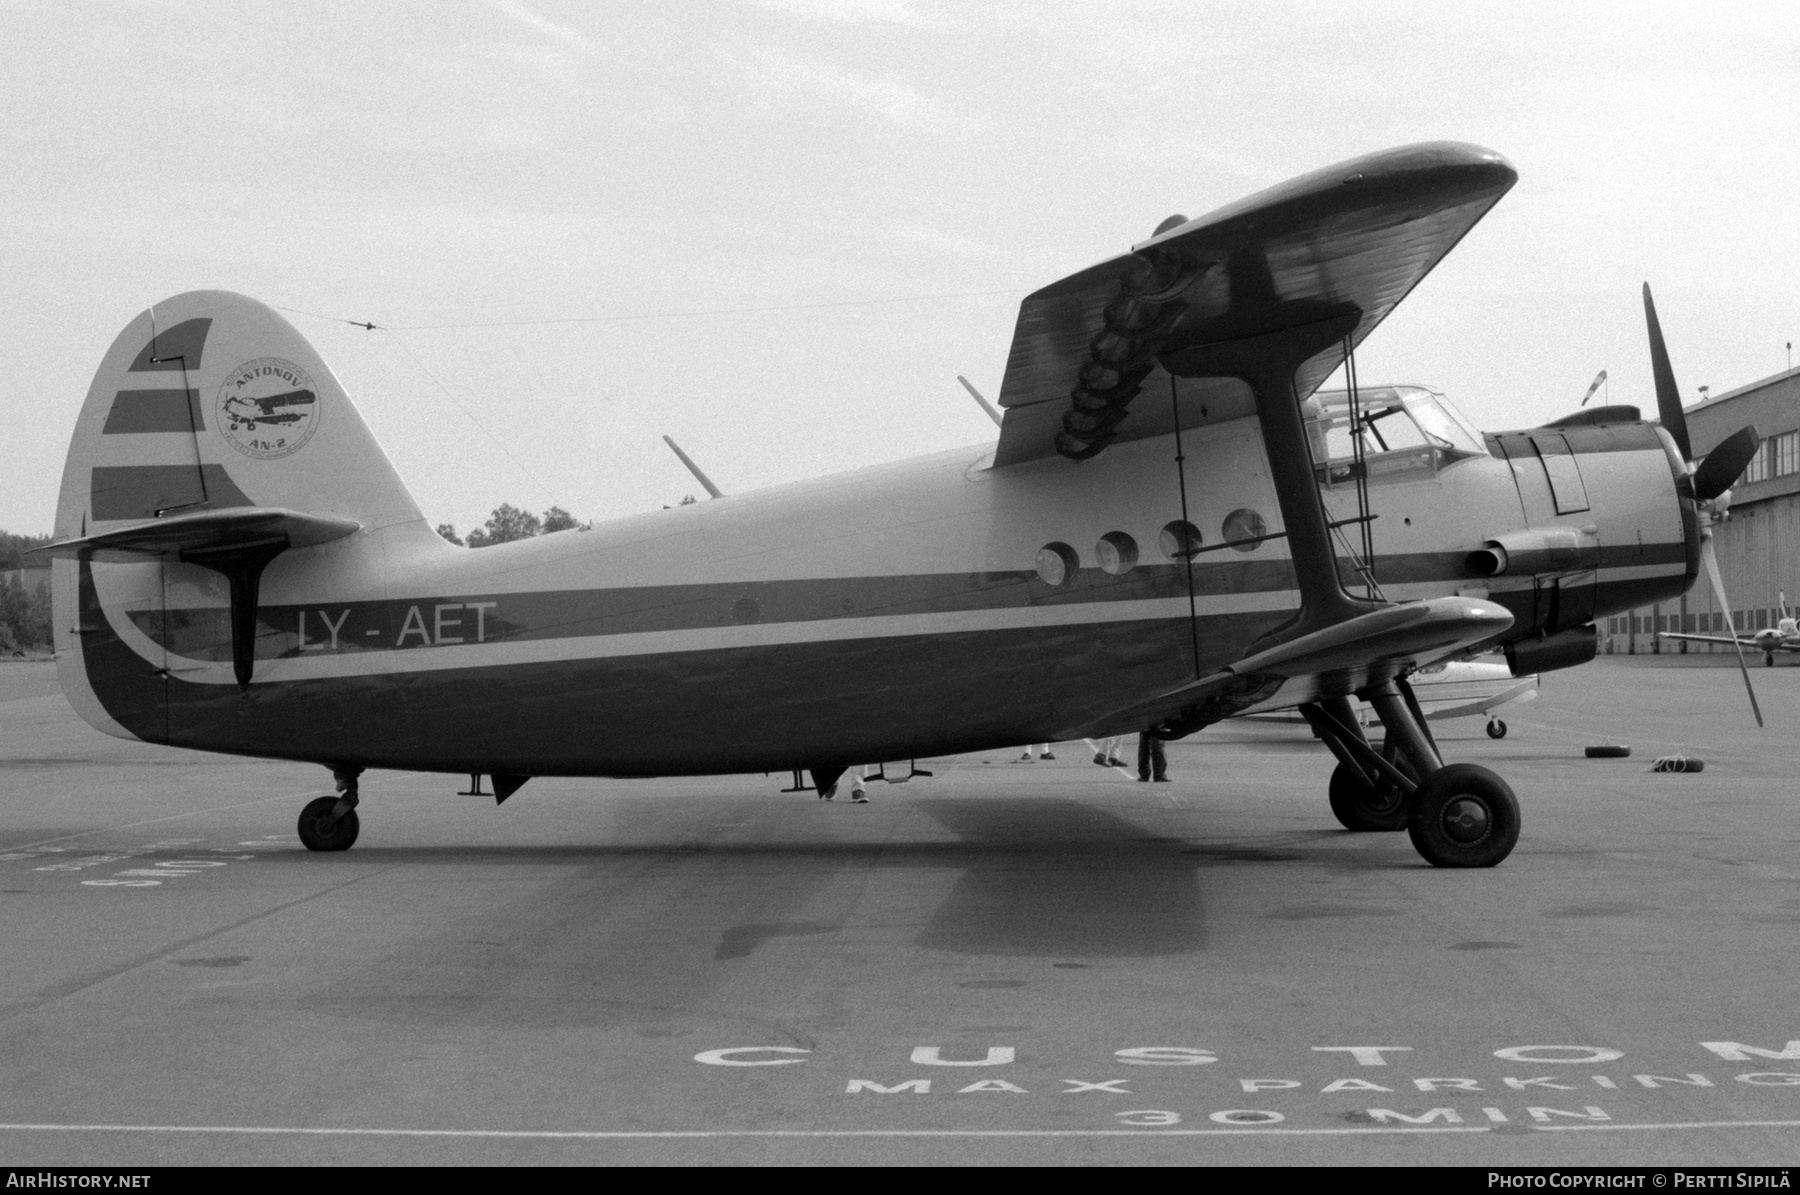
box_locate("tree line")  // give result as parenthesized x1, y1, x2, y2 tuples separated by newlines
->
(1, 531, 52, 652)
(435, 504, 590, 547)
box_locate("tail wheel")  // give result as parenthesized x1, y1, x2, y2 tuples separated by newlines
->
(1486, 719, 1507, 739)
(1327, 759, 1410, 832)
(298, 796, 360, 852)
(1406, 763, 1519, 868)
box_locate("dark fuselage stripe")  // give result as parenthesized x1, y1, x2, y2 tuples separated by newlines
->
(129, 542, 1693, 663)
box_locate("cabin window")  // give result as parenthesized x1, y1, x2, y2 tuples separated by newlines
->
(1221, 508, 1267, 551)
(1096, 532, 1138, 576)
(1160, 520, 1202, 559)
(1035, 542, 1078, 586)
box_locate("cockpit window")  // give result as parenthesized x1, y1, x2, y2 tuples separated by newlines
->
(1405, 391, 1485, 455)
(1307, 386, 1484, 485)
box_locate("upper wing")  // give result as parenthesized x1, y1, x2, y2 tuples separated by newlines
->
(991, 142, 1516, 467)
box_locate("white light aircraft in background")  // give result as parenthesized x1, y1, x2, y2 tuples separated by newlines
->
(1659, 593, 1800, 667)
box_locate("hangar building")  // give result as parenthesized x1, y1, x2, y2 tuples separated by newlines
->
(1602, 364, 1800, 654)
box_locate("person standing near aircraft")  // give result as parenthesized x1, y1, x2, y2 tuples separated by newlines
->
(1094, 735, 1128, 768)
(1016, 743, 1055, 762)
(1137, 732, 1168, 783)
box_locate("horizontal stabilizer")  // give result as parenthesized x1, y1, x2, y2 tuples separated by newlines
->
(30, 506, 360, 562)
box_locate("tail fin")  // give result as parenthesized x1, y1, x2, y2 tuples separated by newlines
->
(54, 290, 421, 538)
(48, 291, 428, 738)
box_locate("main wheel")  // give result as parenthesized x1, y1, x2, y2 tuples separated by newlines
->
(1327, 759, 1410, 832)
(1406, 763, 1519, 868)
(1486, 719, 1507, 739)
(298, 796, 360, 852)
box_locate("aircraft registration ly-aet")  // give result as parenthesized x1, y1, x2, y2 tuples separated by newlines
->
(34, 141, 1762, 869)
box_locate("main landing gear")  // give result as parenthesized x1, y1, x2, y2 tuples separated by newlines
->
(298, 767, 362, 852)
(1301, 683, 1520, 868)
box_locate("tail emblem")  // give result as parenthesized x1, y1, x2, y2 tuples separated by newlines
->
(217, 357, 321, 460)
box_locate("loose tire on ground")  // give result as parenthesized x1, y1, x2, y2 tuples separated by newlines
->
(1327, 759, 1410, 832)
(1406, 763, 1520, 868)
(1585, 745, 1631, 758)
(298, 796, 360, 852)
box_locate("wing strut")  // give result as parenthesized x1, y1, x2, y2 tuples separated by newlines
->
(1167, 376, 1203, 680)
(1167, 310, 1377, 646)
(1342, 337, 1380, 599)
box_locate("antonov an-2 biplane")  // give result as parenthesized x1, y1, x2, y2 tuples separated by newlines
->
(35, 142, 1761, 868)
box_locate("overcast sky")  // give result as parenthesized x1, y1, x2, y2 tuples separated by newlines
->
(4, 0, 1796, 536)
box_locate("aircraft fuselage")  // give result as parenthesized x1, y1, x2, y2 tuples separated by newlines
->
(65, 408, 1692, 778)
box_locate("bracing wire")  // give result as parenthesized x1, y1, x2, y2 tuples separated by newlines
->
(385, 335, 566, 510)
(274, 286, 1028, 334)
(270, 285, 1031, 520)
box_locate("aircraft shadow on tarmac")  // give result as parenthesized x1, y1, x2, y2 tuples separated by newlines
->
(317, 797, 1377, 976)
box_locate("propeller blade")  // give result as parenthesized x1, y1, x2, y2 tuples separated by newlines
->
(1644, 283, 1692, 461)
(1703, 534, 1763, 728)
(1691, 425, 1762, 502)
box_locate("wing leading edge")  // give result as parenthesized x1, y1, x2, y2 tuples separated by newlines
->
(992, 142, 1517, 467)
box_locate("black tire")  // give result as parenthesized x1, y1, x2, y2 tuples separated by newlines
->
(298, 796, 359, 852)
(1406, 763, 1520, 868)
(1584, 745, 1631, 758)
(1486, 719, 1507, 740)
(1328, 759, 1410, 832)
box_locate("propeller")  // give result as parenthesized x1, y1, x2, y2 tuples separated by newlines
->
(1692, 426, 1762, 503)
(1645, 282, 1763, 727)
(1644, 284, 1692, 460)
(1702, 532, 1763, 728)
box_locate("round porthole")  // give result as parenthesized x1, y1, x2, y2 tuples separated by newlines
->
(1096, 531, 1138, 576)
(1160, 520, 1202, 560)
(1035, 542, 1079, 586)
(1221, 508, 1267, 552)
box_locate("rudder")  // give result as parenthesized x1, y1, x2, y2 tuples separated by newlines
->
(49, 291, 429, 739)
